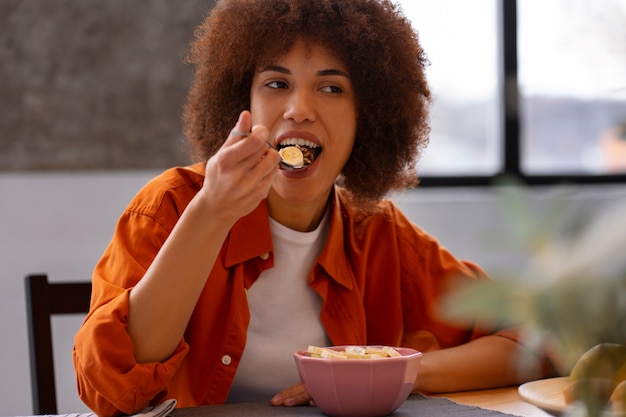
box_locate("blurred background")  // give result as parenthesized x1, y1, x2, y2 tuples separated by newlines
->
(1, 0, 625, 415)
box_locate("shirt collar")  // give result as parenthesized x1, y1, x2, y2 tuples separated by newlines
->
(316, 188, 355, 290)
(224, 187, 355, 291)
(224, 201, 273, 267)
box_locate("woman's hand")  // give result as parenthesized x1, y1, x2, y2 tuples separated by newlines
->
(271, 382, 314, 407)
(128, 110, 279, 364)
(199, 110, 280, 225)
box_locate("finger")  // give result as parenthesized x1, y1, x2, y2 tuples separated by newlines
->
(224, 143, 279, 198)
(271, 382, 312, 407)
(234, 154, 279, 197)
(230, 126, 273, 170)
(271, 393, 312, 407)
(256, 137, 281, 167)
(214, 132, 267, 175)
(284, 390, 312, 407)
(225, 111, 252, 145)
(254, 156, 280, 195)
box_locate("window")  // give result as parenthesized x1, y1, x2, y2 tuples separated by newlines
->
(397, 0, 501, 177)
(518, 0, 626, 175)
(396, 0, 626, 185)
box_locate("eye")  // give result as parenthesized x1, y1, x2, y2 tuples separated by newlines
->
(320, 85, 343, 94)
(267, 80, 288, 89)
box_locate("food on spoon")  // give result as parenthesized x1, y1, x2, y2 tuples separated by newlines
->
(563, 343, 626, 411)
(277, 140, 320, 167)
(278, 145, 305, 167)
(307, 345, 402, 359)
(299, 146, 314, 165)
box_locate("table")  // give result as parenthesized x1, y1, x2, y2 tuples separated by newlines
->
(20, 385, 553, 417)
(169, 386, 555, 417)
(432, 386, 554, 417)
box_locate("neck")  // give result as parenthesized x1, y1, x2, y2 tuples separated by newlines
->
(267, 189, 331, 232)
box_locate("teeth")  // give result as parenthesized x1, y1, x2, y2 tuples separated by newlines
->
(279, 138, 319, 148)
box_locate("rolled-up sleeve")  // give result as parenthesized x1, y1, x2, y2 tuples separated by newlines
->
(73, 173, 197, 417)
(73, 288, 189, 417)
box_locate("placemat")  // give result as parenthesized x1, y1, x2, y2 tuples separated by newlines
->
(172, 394, 516, 417)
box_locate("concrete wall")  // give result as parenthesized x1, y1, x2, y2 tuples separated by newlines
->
(0, 0, 213, 171)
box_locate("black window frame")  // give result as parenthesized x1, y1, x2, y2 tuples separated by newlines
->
(418, 0, 626, 187)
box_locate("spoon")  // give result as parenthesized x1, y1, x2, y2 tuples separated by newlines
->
(266, 142, 308, 171)
(231, 131, 308, 171)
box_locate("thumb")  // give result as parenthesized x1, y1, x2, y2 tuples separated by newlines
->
(228, 110, 252, 142)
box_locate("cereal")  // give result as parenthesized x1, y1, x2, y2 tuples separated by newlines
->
(307, 345, 402, 359)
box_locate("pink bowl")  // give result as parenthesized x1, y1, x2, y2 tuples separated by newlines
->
(293, 345, 422, 417)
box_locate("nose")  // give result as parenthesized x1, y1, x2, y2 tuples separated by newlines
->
(283, 88, 316, 124)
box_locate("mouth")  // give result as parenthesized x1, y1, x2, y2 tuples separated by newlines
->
(277, 138, 322, 167)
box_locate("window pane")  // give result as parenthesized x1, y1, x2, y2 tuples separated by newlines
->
(396, 0, 501, 176)
(518, 0, 626, 175)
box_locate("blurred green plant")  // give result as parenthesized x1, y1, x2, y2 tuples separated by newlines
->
(439, 180, 626, 416)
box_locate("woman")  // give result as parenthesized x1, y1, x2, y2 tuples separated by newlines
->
(73, 0, 551, 416)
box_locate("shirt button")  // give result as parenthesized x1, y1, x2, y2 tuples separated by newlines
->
(260, 252, 270, 260)
(221, 355, 232, 366)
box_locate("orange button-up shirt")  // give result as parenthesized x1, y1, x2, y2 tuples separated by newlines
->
(73, 163, 509, 417)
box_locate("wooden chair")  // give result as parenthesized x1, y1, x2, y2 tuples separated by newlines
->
(24, 273, 92, 415)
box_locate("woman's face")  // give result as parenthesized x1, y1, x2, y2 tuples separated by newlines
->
(250, 39, 357, 206)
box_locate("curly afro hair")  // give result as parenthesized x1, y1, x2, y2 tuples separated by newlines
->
(183, 0, 431, 207)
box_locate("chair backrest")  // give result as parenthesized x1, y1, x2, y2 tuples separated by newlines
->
(24, 273, 92, 415)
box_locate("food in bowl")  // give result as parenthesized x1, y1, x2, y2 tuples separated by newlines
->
(294, 345, 422, 417)
(307, 345, 402, 359)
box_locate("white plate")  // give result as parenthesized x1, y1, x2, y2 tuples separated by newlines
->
(518, 377, 625, 416)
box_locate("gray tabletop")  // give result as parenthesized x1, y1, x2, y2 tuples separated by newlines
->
(171, 394, 516, 417)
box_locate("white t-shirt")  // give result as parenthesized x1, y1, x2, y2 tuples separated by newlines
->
(226, 212, 330, 403)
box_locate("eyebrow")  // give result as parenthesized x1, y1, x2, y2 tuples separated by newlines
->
(260, 65, 350, 78)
